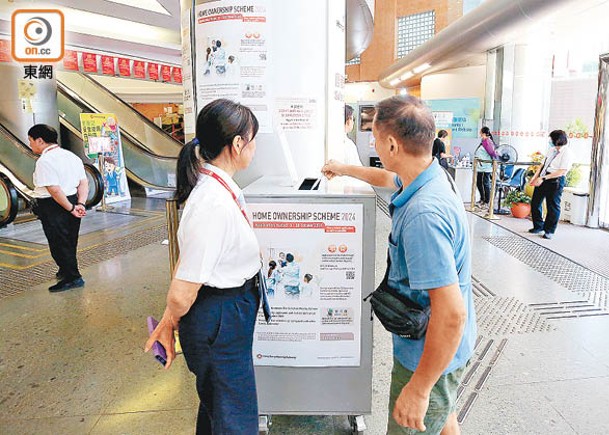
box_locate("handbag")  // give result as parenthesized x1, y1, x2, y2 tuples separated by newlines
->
(364, 252, 430, 340)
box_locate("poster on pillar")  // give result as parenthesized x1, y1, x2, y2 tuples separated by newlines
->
(425, 99, 481, 138)
(250, 203, 363, 367)
(194, 1, 272, 133)
(79, 113, 130, 204)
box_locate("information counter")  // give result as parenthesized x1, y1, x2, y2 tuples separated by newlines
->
(448, 166, 476, 202)
(244, 176, 376, 432)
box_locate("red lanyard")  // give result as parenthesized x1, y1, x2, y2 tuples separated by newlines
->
(41, 145, 59, 155)
(199, 167, 251, 226)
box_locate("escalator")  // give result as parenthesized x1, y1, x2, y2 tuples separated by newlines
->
(0, 123, 104, 227)
(57, 71, 180, 191)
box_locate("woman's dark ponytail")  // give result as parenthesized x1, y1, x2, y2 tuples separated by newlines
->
(175, 99, 259, 204)
(175, 137, 200, 204)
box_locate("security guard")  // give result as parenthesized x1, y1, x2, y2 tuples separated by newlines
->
(29, 124, 88, 292)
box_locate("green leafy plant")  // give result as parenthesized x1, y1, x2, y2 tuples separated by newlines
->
(565, 118, 589, 136)
(566, 163, 582, 187)
(502, 189, 531, 207)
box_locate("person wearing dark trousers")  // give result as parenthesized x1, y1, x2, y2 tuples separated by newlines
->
(528, 130, 573, 239)
(29, 124, 88, 292)
(146, 99, 271, 435)
(474, 127, 497, 209)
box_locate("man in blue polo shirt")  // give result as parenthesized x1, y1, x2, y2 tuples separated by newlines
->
(322, 95, 476, 435)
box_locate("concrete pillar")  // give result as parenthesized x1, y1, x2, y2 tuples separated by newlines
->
(0, 63, 59, 144)
(181, 0, 346, 186)
(495, 42, 553, 156)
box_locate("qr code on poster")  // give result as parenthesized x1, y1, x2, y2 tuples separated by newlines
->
(346, 271, 355, 280)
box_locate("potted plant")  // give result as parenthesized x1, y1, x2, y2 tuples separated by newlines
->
(503, 190, 531, 218)
(525, 151, 545, 197)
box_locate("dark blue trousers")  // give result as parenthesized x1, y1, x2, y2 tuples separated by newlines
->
(33, 194, 81, 281)
(531, 176, 565, 234)
(179, 277, 260, 435)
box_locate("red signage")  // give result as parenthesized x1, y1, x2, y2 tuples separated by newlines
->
(63, 50, 79, 70)
(101, 55, 115, 76)
(118, 58, 131, 77)
(148, 62, 159, 80)
(82, 52, 97, 73)
(133, 60, 145, 78)
(0, 39, 10, 62)
(172, 67, 182, 83)
(161, 64, 171, 82)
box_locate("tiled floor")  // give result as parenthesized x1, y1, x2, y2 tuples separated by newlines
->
(1, 202, 608, 434)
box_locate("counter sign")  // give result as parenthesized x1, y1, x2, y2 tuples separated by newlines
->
(11, 9, 64, 62)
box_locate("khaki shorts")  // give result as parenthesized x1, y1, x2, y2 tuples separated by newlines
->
(387, 358, 466, 435)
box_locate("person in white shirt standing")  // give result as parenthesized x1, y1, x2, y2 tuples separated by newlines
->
(528, 129, 574, 239)
(334, 104, 363, 166)
(29, 124, 88, 292)
(145, 99, 269, 435)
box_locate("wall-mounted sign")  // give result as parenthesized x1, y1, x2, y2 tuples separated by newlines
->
(118, 58, 131, 77)
(82, 52, 97, 73)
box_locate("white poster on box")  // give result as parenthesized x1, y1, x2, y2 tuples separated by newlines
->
(250, 203, 363, 367)
(194, 1, 272, 132)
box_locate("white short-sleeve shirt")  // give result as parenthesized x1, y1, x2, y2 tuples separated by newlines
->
(33, 146, 86, 198)
(176, 163, 261, 288)
(546, 145, 574, 173)
(328, 136, 363, 166)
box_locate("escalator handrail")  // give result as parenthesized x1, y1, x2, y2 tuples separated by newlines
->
(58, 86, 179, 162)
(83, 163, 105, 209)
(0, 122, 38, 160)
(57, 72, 183, 147)
(59, 117, 175, 191)
(0, 122, 37, 199)
(0, 172, 19, 227)
(57, 104, 177, 163)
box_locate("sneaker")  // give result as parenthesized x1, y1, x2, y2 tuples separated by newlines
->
(542, 233, 553, 239)
(49, 277, 85, 293)
(55, 271, 64, 280)
(528, 228, 544, 234)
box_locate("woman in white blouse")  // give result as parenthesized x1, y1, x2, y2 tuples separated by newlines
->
(528, 129, 573, 239)
(146, 99, 261, 434)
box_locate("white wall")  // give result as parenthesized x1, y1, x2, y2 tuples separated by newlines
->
(420, 65, 486, 100)
(344, 81, 395, 104)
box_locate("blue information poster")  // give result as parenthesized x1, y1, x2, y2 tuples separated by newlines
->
(425, 98, 481, 139)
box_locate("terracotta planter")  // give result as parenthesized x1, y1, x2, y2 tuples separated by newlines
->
(511, 203, 531, 218)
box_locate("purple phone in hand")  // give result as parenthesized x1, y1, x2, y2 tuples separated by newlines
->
(147, 316, 167, 366)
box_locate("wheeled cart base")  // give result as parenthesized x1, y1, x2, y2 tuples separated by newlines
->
(258, 414, 367, 434)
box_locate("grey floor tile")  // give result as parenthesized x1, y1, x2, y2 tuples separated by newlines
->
(90, 409, 196, 435)
(488, 332, 609, 386)
(461, 383, 576, 435)
(0, 415, 100, 435)
(538, 376, 609, 434)
(102, 357, 198, 414)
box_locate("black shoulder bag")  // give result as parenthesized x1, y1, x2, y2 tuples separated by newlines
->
(364, 168, 460, 340)
(363, 253, 430, 339)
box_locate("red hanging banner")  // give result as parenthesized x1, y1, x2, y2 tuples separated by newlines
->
(118, 58, 131, 77)
(63, 50, 79, 70)
(101, 55, 115, 76)
(82, 52, 98, 73)
(148, 62, 159, 80)
(133, 60, 146, 78)
(161, 65, 172, 82)
(172, 67, 182, 83)
(0, 39, 11, 62)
